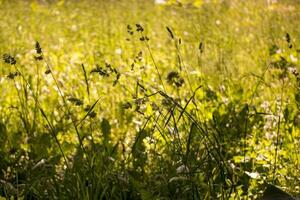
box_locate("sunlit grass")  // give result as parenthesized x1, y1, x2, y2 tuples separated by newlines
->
(0, 0, 299, 199)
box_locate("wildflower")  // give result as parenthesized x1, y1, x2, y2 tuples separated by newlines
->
(290, 54, 297, 62)
(245, 171, 260, 179)
(176, 165, 189, 174)
(155, 0, 166, 5)
(115, 48, 122, 55)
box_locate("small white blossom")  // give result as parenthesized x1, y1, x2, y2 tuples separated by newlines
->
(176, 165, 189, 174)
(245, 171, 260, 179)
(115, 48, 122, 55)
(290, 54, 297, 62)
(155, 0, 166, 5)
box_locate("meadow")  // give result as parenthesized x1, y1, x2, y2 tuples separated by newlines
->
(0, 0, 300, 199)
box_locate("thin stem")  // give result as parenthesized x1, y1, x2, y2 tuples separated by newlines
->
(42, 54, 85, 153)
(273, 78, 284, 182)
(12, 79, 29, 133)
(13, 65, 69, 168)
(173, 38, 193, 93)
(141, 33, 167, 93)
(243, 64, 271, 169)
(32, 61, 41, 133)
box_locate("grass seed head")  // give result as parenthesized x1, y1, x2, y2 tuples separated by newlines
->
(127, 25, 134, 35)
(166, 71, 184, 87)
(3, 54, 16, 65)
(166, 26, 174, 39)
(7, 71, 20, 79)
(35, 41, 43, 54)
(136, 24, 144, 32)
(199, 42, 204, 53)
(67, 97, 83, 106)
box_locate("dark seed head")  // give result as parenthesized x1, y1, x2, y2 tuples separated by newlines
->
(35, 41, 43, 54)
(199, 42, 204, 53)
(286, 33, 291, 43)
(34, 55, 43, 60)
(122, 102, 132, 109)
(3, 54, 16, 65)
(166, 71, 185, 87)
(7, 71, 20, 79)
(67, 97, 83, 106)
(45, 69, 51, 74)
(166, 26, 174, 39)
(136, 24, 144, 32)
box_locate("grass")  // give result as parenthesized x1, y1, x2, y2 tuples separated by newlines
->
(0, 0, 300, 199)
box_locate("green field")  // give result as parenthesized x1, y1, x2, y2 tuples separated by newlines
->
(0, 0, 300, 199)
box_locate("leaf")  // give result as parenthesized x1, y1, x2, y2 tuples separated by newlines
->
(269, 44, 279, 56)
(262, 184, 295, 200)
(140, 189, 153, 200)
(101, 118, 111, 138)
(0, 122, 7, 147)
(185, 122, 196, 164)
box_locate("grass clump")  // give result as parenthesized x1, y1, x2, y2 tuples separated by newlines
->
(0, 0, 300, 199)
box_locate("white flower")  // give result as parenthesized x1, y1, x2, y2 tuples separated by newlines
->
(115, 48, 122, 55)
(70, 25, 78, 32)
(176, 165, 189, 174)
(290, 54, 297, 62)
(245, 171, 260, 179)
(261, 101, 270, 109)
(155, 0, 166, 5)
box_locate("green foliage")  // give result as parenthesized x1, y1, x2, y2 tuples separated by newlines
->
(0, 0, 300, 199)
